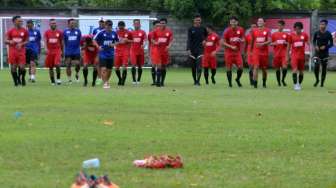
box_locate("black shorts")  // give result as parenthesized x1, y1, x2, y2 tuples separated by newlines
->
(99, 58, 114, 69)
(26, 49, 38, 64)
(65, 54, 80, 61)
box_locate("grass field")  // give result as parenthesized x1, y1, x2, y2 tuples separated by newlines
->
(0, 68, 336, 188)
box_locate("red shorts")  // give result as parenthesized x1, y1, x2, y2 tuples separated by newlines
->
(114, 54, 129, 68)
(152, 50, 169, 65)
(45, 51, 61, 68)
(273, 56, 287, 69)
(291, 56, 305, 71)
(252, 54, 269, 69)
(83, 53, 98, 65)
(8, 49, 26, 65)
(202, 54, 217, 69)
(225, 53, 243, 69)
(130, 52, 145, 67)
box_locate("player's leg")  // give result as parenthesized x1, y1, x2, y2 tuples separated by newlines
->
(291, 58, 299, 90)
(190, 56, 197, 84)
(130, 52, 137, 84)
(131, 66, 136, 84)
(298, 60, 304, 88)
(273, 57, 281, 86)
(83, 64, 89, 87)
(235, 55, 243, 87)
(65, 57, 72, 83)
(196, 56, 202, 85)
(120, 55, 128, 86)
(202, 57, 209, 85)
(73, 57, 81, 82)
(252, 55, 259, 88)
(281, 57, 288, 87)
(137, 54, 144, 83)
(92, 64, 98, 87)
(226, 63, 233, 87)
(248, 55, 254, 86)
(320, 59, 328, 87)
(18, 53, 27, 86)
(261, 56, 268, 88)
(313, 57, 320, 87)
(30, 59, 37, 82)
(114, 56, 122, 85)
(10, 63, 19, 86)
(151, 66, 156, 86)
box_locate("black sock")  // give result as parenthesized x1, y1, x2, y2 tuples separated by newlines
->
(122, 69, 127, 84)
(131, 67, 136, 82)
(156, 69, 161, 86)
(282, 69, 287, 82)
(137, 67, 142, 82)
(49, 68, 55, 83)
(116, 69, 121, 83)
(204, 68, 209, 84)
(92, 69, 98, 85)
(321, 62, 327, 86)
(192, 66, 196, 83)
(276, 70, 281, 85)
(11, 71, 18, 86)
(83, 68, 88, 84)
(56, 67, 61, 79)
(293, 73, 298, 84)
(249, 69, 253, 85)
(211, 69, 216, 84)
(151, 67, 156, 84)
(196, 66, 202, 83)
(227, 71, 232, 86)
(237, 69, 243, 81)
(299, 74, 304, 84)
(75, 64, 80, 74)
(161, 69, 166, 85)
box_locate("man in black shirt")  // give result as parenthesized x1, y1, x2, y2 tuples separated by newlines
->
(187, 14, 207, 86)
(313, 19, 334, 87)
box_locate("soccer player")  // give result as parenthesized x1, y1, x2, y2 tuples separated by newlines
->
(152, 18, 174, 87)
(44, 19, 63, 85)
(115, 21, 133, 86)
(64, 18, 82, 83)
(81, 35, 99, 87)
(244, 23, 257, 85)
(130, 19, 147, 84)
(288, 22, 309, 91)
(250, 18, 271, 88)
(222, 16, 245, 87)
(148, 20, 160, 85)
(202, 25, 220, 85)
(312, 19, 334, 87)
(93, 19, 105, 36)
(26, 19, 41, 83)
(94, 20, 119, 89)
(187, 14, 207, 86)
(5, 15, 29, 87)
(271, 20, 290, 87)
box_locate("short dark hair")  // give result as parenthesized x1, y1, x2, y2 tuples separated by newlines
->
(105, 20, 113, 26)
(320, 19, 328, 25)
(206, 24, 215, 31)
(294, 22, 303, 29)
(194, 14, 201, 19)
(49, 18, 56, 22)
(153, 20, 160, 26)
(160, 18, 168, 23)
(133, 19, 140, 23)
(67, 18, 75, 24)
(278, 20, 285, 26)
(229, 16, 238, 21)
(26, 19, 33, 24)
(99, 19, 104, 23)
(118, 21, 125, 27)
(12, 15, 21, 23)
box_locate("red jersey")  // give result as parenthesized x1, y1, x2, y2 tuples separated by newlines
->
(116, 29, 132, 55)
(204, 32, 220, 54)
(223, 26, 245, 54)
(83, 43, 99, 57)
(272, 31, 290, 57)
(289, 32, 309, 58)
(152, 28, 173, 51)
(44, 29, 63, 51)
(252, 28, 271, 54)
(130, 29, 147, 54)
(6, 27, 29, 53)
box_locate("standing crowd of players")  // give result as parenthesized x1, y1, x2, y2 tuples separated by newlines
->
(5, 14, 336, 90)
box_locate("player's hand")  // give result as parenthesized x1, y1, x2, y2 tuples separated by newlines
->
(231, 45, 238, 51)
(315, 46, 320, 51)
(8, 40, 15, 45)
(256, 43, 263, 47)
(320, 45, 326, 50)
(16, 43, 23, 49)
(211, 51, 216, 57)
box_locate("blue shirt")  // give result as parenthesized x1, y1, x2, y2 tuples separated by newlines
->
(26, 29, 41, 54)
(94, 30, 119, 59)
(63, 28, 82, 56)
(93, 27, 105, 36)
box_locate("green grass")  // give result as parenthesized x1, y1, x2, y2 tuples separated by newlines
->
(0, 68, 336, 188)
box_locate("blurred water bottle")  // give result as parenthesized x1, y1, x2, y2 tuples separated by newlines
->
(82, 158, 100, 169)
(14, 112, 22, 118)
